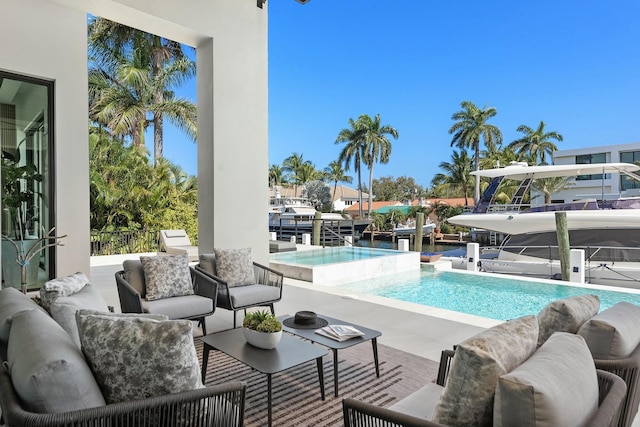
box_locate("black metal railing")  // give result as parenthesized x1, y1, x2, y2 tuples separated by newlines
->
(90, 229, 161, 255)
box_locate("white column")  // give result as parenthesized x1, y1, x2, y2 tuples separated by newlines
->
(569, 249, 586, 283)
(302, 233, 311, 245)
(467, 243, 480, 272)
(344, 236, 353, 247)
(269, 232, 276, 241)
(398, 239, 410, 251)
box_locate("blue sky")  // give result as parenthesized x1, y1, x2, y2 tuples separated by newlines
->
(158, 0, 640, 188)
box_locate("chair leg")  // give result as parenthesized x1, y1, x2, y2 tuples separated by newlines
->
(269, 304, 275, 315)
(233, 311, 237, 329)
(200, 317, 207, 336)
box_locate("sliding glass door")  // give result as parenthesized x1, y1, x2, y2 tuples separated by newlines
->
(1, 71, 55, 291)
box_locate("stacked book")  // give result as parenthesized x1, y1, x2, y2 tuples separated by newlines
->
(315, 324, 365, 342)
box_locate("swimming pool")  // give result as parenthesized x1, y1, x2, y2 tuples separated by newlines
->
(335, 268, 640, 321)
(271, 246, 400, 265)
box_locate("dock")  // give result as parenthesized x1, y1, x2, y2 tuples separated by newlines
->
(362, 231, 472, 246)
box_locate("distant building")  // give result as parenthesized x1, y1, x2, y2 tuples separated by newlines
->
(330, 185, 370, 211)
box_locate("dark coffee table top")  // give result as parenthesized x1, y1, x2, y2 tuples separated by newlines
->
(201, 328, 328, 374)
(280, 314, 381, 349)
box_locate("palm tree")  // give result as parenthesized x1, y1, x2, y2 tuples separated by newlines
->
(282, 152, 311, 193)
(335, 118, 365, 218)
(431, 150, 474, 206)
(324, 160, 353, 205)
(531, 176, 575, 205)
(360, 114, 399, 217)
(88, 17, 196, 164)
(449, 101, 502, 204)
(269, 164, 286, 188)
(508, 121, 563, 165)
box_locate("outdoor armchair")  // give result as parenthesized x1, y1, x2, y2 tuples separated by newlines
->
(115, 258, 217, 335)
(195, 252, 284, 328)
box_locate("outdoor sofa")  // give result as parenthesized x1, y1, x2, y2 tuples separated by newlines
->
(344, 295, 640, 427)
(0, 279, 246, 427)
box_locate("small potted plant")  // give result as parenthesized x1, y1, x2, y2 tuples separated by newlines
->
(242, 309, 283, 349)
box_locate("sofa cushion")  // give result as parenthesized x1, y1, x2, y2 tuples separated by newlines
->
(140, 254, 194, 301)
(141, 294, 213, 319)
(6, 309, 106, 413)
(537, 295, 600, 347)
(578, 301, 640, 359)
(39, 272, 90, 312)
(389, 382, 444, 420)
(76, 310, 202, 404)
(229, 284, 281, 307)
(49, 284, 109, 348)
(123, 259, 146, 297)
(432, 315, 539, 427)
(213, 248, 255, 287)
(0, 287, 44, 347)
(494, 332, 599, 427)
(199, 253, 217, 276)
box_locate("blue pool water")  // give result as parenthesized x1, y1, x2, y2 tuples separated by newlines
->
(336, 268, 640, 321)
(270, 247, 399, 266)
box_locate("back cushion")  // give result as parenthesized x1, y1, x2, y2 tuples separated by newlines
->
(199, 253, 217, 276)
(578, 301, 640, 359)
(49, 284, 110, 348)
(537, 295, 600, 347)
(123, 259, 146, 297)
(6, 309, 105, 413)
(433, 315, 539, 427)
(0, 287, 44, 347)
(494, 333, 599, 427)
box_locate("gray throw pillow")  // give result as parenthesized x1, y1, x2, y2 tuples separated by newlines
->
(0, 287, 45, 346)
(537, 295, 600, 347)
(6, 309, 106, 413)
(76, 310, 202, 404)
(494, 333, 599, 427)
(140, 254, 194, 301)
(49, 284, 109, 348)
(578, 301, 640, 359)
(213, 248, 255, 287)
(433, 315, 539, 427)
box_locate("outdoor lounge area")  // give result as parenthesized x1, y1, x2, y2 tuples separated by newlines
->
(2, 253, 637, 426)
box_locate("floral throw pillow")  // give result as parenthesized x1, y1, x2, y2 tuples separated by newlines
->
(140, 254, 193, 301)
(213, 248, 255, 287)
(76, 310, 202, 404)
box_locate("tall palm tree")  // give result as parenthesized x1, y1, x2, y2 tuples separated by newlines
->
(449, 101, 502, 204)
(324, 160, 353, 205)
(508, 121, 563, 165)
(531, 176, 575, 204)
(268, 164, 286, 188)
(360, 114, 399, 217)
(431, 150, 474, 206)
(335, 118, 365, 218)
(282, 152, 311, 193)
(88, 17, 196, 164)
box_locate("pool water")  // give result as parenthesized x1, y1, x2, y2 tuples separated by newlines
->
(336, 268, 640, 321)
(270, 247, 398, 266)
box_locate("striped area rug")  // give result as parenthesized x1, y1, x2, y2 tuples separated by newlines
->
(195, 337, 439, 427)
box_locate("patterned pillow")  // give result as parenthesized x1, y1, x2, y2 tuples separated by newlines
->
(433, 315, 539, 427)
(39, 272, 89, 311)
(213, 248, 255, 287)
(76, 310, 202, 404)
(537, 295, 600, 347)
(140, 254, 194, 301)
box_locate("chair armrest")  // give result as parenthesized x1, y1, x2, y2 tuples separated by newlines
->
(194, 265, 230, 292)
(0, 367, 246, 427)
(342, 398, 444, 427)
(115, 271, 144, 313)
(589, 370, 627, 427)
(436, 349, 455, 386)
(252, 262, 284, 288)
(190, 266, 219, 303)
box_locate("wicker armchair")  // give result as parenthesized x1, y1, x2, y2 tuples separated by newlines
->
(196, 253, 284, 328)
(0, 370, 246, 427)
(593, 342, 640, 427)
(343, 370, 626, 427)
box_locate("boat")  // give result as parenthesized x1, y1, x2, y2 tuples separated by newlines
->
(393, 221, 436, 236)
(447, 162, 640, 287)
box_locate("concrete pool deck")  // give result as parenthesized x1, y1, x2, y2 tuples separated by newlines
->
(89, 252, 490, 361)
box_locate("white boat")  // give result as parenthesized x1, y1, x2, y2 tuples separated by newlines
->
(447, 162, 640, 288)
(393, 222, 436, 235)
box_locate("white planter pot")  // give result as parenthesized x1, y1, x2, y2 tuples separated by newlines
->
(242, 327, 282, 350)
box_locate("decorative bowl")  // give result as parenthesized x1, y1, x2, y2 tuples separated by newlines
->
(242, 327, 282, 349)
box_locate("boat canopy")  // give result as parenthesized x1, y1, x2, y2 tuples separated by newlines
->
(471, 162, 640, 181)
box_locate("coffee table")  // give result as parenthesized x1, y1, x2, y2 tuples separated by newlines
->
(201, 328, 328, 427)
(281, 314, 382, 397)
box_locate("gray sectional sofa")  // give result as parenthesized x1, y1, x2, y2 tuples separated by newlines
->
(344, 295, 640, 427)
(0, 284, 245, 427)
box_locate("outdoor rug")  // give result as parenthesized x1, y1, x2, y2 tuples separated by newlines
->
(195, 337, 439, 427)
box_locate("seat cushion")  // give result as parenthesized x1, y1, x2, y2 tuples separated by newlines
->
(228, 285, 281, 308)
(537, 294, 600, 347)
(578, 301, 640, 359)
(49, 284, 110, 348)
(389, 382, 444, 420)
(140, 254, 194, 301)
(123, 259, 146, 297)
(494, 332, 599, 427)
(142, 294, 214, 319)
(0, 287, 45, 347)
(76, 310, 203, 404)
(433, 315, 539, 427)
(213, 248, 255, 287)
(6, 309, 106, 413)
